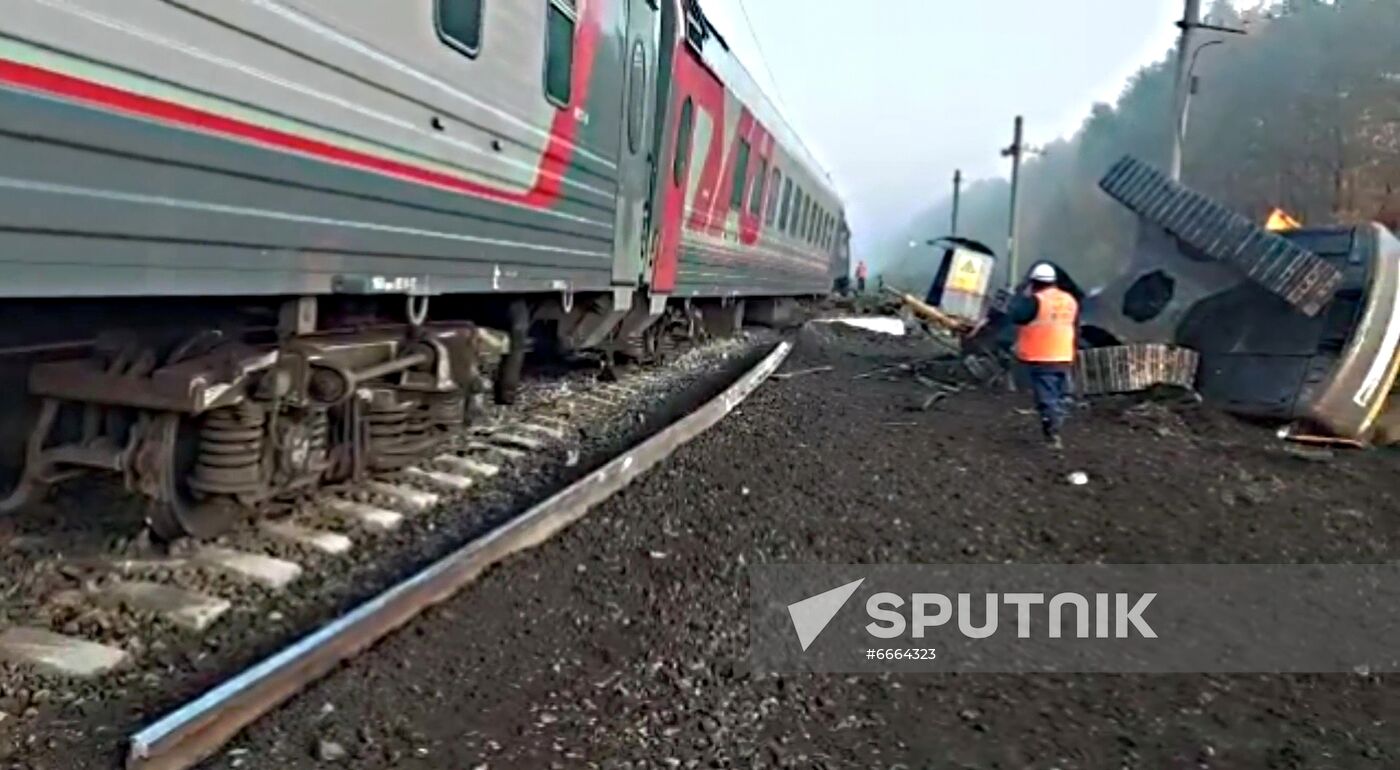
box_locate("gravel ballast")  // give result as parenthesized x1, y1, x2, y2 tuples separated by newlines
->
(189, 325, 1400, 767)
(1, 334, 775, 769)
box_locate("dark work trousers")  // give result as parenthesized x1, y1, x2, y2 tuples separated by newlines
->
(1024, 362, 1072, 438)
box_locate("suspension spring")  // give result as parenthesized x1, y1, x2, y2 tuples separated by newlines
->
(189, 404, 266, 496)
(424, 390, 466, 433)
(308, 408, 329, 467)
(365, 390, 415, 472)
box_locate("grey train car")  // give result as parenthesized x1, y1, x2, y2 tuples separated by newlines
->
(0, 0, 848, 536)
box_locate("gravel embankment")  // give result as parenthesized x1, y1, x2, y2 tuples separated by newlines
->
(2, 334, 773, 769)
(212, 323, 1400, 769)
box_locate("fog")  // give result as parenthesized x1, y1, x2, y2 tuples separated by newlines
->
(700, 0, 1194, 267)
(700, 0, 1398, 293)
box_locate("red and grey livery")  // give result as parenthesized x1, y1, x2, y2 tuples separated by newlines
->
(0, 0, 848, 536)
(0, 0, 845, 303)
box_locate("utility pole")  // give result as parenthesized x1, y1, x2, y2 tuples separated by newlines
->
(1169, 0, 1244, 182)
(1001, 116, 1025, 289)
(950, 169, 962, 237)
(1169, 0, 1201, 182)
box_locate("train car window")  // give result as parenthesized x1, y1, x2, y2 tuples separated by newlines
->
(797, 195, 809, 239)
(544, 0, 577, 107)
(766, 170, 781, 225)
(626, 41, 647, 154)
(749, 159, 768, 216)
(673, 98, 694, 185)
(729, 140, 751, 209)
(437, 0, 483, 57)
(779, 179, 793, 230)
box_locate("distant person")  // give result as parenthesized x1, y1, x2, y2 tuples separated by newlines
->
(1010, 262, 1078, 449)
(855, 260, 868, 294)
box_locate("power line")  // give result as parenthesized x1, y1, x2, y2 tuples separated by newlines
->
(731, 0, 835, 183)
(732, 0, 793, 117)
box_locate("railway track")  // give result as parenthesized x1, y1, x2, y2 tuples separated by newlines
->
(0, 332, 785, 767)
(123, 339, 790, 770)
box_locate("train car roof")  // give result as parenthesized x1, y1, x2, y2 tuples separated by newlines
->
(686, 1, 842, 209)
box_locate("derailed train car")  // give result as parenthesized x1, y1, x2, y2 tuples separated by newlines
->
(1087, 157, 1400, 443)
(0, 0, 848, 536)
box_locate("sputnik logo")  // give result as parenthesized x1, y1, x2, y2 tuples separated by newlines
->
(787, 578, 865, 651)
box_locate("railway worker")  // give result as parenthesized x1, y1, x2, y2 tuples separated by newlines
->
(855, 260, 869, 294)
(1010, 262, 1078, 450)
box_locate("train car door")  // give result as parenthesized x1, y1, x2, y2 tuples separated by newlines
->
(611, 0, 661, 288)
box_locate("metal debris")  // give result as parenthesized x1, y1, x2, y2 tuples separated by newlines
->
(1099, 156, 1341, 315)
(1074, 344, 1200, 397)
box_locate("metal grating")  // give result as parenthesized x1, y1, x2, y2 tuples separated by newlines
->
(1075, 344, 1200, 397)
(1098, 156, 1342, 316)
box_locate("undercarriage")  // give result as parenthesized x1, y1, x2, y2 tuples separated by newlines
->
(0, 289, 799, 540)
(0, 316, 501, 540)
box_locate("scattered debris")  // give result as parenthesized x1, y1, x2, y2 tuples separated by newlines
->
(854, 364, 910, 380)
(1278, 426, 1368, 449)
(1067, 472, 1089, 486)
(1075, 344, 1200, 397)
(772, 365, 834, 381)
(819, 317, 907, 337)
(914, 393, 947, 412)
(316, 739, 347, 762)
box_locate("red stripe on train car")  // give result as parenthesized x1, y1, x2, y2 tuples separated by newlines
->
(0, 6, 601, 210)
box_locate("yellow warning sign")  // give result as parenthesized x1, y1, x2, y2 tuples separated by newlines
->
(947, 250, 992, 295)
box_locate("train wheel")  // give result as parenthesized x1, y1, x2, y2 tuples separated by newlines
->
(138, 413, 243, 541)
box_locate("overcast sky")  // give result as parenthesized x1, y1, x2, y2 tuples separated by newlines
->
(699, 0, 1247, 255)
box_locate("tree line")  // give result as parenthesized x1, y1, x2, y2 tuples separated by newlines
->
(880, 0, 1400, 294)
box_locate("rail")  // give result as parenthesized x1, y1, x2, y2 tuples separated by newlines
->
(126, 340, 794, 770)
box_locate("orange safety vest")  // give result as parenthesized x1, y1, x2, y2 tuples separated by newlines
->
(1016, 287, 1077, 363)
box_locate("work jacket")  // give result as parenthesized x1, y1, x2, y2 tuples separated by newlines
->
(1014, 286, 1077, 363)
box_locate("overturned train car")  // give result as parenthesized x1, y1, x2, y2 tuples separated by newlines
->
(1087, 157, 1400, 443)
(0, 0, 849, 536)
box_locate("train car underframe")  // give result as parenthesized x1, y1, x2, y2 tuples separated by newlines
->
(0, 288, 790, 540)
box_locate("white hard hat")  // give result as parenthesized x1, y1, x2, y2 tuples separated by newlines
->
(1030, 263, 1057, 283)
